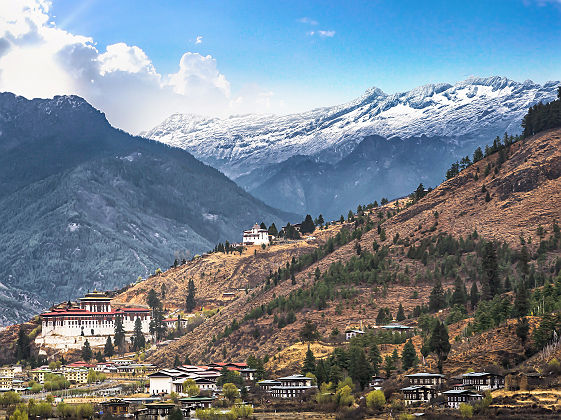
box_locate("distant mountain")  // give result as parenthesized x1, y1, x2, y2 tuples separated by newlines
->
(0, 93, 295, 326)
(143, 76, 560, 217)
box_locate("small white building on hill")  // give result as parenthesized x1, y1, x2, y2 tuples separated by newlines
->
(242, 223, 270, 245)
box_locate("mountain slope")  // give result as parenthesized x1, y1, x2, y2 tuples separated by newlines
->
(144, 77, 559, 179)
(0, 92, 296, 326)
(143, 76, 559, 218)
(137, 128, 561, 368)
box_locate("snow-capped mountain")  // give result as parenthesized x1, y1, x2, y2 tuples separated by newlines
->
(143, 76, 559, 179)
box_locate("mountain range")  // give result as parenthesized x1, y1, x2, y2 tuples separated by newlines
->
(0, 93, 294, 326)
(143, 76, 560, 217)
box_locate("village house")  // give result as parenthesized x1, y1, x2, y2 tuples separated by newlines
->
(0, 366, 22, 378)
(269, 374, 316, 399)
(30, 367, 51, 384)
(242, 223, 270, 245)
(405, 372, 445, 388)
(179, 396, 214, 414)
(64, 367, 89, 384)
(400, 385, 437, 406)
(100, 398, 131, 416)
(257, 379, 281, 393)
(442, 389, 483, 409)
(135, 402, 177, 420)
(36, 291, 151, 351)
(461, 372, 504, 391)
(368, 376, 385, 390)
(345, 329, 365, 341)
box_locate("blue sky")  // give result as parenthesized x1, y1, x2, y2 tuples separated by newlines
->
(49, 0, 561, 109)
(1, 0, 559, 132)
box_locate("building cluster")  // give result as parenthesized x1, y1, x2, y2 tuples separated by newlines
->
(0, 365, 25, 392)
(148, 362, 255, 395)
(242, 223, 271, 246)
(399, 371, 505, 408)
(35, 291, 152, 351)
(257, 374, 316, 399)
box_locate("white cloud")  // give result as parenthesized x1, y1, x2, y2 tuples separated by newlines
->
(318, 30, 336, 38)
(195, 35, 203, 44)
(298, 17, 318, 25)
(0, 0, 277, 133)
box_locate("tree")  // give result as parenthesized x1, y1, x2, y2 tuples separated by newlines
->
(513, 282, 529, 318)
(473, 147, 484, 163)
(103, 336, 114, 358)
(348, 347, 373, 390)
(268, 223, 278, 236)
(114, 316, 125, 352)
(470, 282, 480, 309)
(174, 355, 181, 367)
(302, 345, 316, 375)
(147, 288, 159, 309)
(183, 378, 200, 397)
(459, 403, 473, 418)
(14, 326, 31, 361)
(185, 279, 197, 312)
(396, 303, 406, 321)
(366, 390, 386, 410)
(222, 382, 239, 402)
(383, 355, 395, 378)
(451, 277, 467, 306)
(401, 339, 418, 370)
(317, 214, 325, 226)
(429, 280, 446, 312)
(81, 340, 92, 362)
(516, 317, 530, 345)
(482, 242, 500, 300)
(300, 320, 320, 342)
(160, 283, 167, 300)
(132, 317, 145, 351)
(429, 322, 451, 373)
(260, 222, 267, 230)
(369, 343, 382, 376)
(168, 408, 183, 420)
(300, 214, 315, 234)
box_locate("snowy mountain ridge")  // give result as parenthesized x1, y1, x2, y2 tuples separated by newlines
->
(143, 76, 560, 179)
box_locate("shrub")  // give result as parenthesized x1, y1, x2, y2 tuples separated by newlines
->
(366, 390, 385, 410)
(334, 385, 354, 408)
(459, 402, 473, 418)
(398, 414, 414, 420)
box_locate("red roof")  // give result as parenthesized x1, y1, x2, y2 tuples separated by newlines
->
(41, 307, 149, 317)
(67, 361, 95, 368)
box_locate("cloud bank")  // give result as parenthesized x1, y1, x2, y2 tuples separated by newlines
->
(0, 0, 274, 133)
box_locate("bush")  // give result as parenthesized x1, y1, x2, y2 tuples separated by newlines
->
(398, 414, 414, 420)
(366, 390, 385, 410)
(230, 403, 253, 418)
(334, 385, 354, 408)
(459, 402, 473, 418)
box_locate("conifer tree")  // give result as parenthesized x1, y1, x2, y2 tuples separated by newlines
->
(268, 223, 278, 236)
(429, 322, 451, 374)
(300, 215, 315, 234)
(401, 339, 418, 370)
(114, 316, 125, 352)
(104, 336, 114, 358)
(429, 280, 446, 312)
(470, 282, 480, 309)
(513, 282, 530, 318)
(482, 241, 499, 299)
(14, 326, 31, 361)
(81, 340, 92, 362)
(383, 355, 395, 378)
(132, 317, 145, 351)
(302, 345, 316, 375)
(396, 303, 406, 321)
(184, 354, 192, 365)
(185, 279, 196, 312)
(369, 343, 382, 376)
(451, 277, 467, 306)
(349, 347, 373, 390)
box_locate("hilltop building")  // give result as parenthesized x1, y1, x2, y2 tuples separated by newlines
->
(35, 291, 151, 351)
(242, 223, 270, 245)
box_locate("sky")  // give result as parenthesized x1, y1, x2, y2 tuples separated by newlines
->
(0, 0, 560, 133)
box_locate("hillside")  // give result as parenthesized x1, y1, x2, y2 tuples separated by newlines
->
(0, 92, 296, 326)
(144, 77, 560, 217)
(137, 128, 561, 372)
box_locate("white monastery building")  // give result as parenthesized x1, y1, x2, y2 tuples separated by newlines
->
(35, 291, 151, 351)
(242, 223, 270, 246)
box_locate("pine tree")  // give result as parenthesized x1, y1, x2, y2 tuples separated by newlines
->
(396, 303, 406, 321)
(184, 354, 192, 365)
(516, 317, 530, 345)
(14, 326, 31, 361)
(513, 282, 529, 318)
(429, 322, 451, 374)
(470, 282, 480, 309)
(104, 336, 114, 358)
(114, 316, 125, 352)
(383, 355, 395, 378)
(317, 214, 325, 226)
(185, 279, 196, 312)
(300, 214, 315, 234)
(132, 317, 145, 351)
(369, 343, 382, 376)
(429, 280, 446, 312)
(401, 339, 418, 370)
(268, 223, 278, 236)
(147, 288, 159, 309)
(81, 340, 92, 362)
(482, 241, 500, 299)
(174, 355, 181, 367)
(349, 347, 373, 390)
(302, 345, 316, 375)
(260, 222, 267, 230)
(451, 277, 467, 306)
